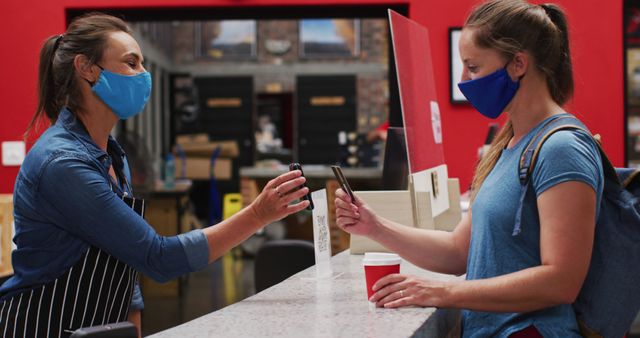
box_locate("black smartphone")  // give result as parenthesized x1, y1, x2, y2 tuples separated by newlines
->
(289, 163, 314, 210)
(331, 165, 356, 203)
(70, 322, 137, 338)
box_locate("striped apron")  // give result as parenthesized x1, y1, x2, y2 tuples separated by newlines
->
(0, 194, 145, 338)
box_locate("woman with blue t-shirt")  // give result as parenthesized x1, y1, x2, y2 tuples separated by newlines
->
(335, 1, 603, 337)
(0, 13, 310, 337)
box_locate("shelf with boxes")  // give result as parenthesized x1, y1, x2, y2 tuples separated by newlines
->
(173, 133, 239, 181)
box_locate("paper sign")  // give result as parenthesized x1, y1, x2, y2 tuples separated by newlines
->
(311, 189, 332, 278)
(389, 10, 445, 173)
(431, 101, 442, 144)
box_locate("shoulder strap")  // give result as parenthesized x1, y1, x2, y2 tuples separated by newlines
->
(518, 115, 616, 186)
(512, 114, 613, 236)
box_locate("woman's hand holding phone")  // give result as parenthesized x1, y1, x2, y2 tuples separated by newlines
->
(332, 169, 381, 237)
(250, 170, 310, 225)
(289, 163, 314, 210)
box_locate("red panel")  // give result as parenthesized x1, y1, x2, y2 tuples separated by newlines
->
(406, 0, 624, 190)
(389, 10, 444, 173)
(0, 0, 624, 193)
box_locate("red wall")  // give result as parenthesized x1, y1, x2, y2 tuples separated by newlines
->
(0, 0, 624, 193)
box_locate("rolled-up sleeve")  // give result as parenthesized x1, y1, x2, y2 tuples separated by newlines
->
(37, 155, 210, 283)
(177, 229, 210, 272)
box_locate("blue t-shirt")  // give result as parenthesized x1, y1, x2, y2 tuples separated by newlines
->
(464, 114, 604, 337)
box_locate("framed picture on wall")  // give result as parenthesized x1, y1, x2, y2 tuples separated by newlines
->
(628, 48, 640, 106)
(299, 19, 360, 58)
(449, 27, 468, 104)
(196, 20, 257, 60)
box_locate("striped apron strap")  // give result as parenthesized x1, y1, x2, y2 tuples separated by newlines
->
(0, 194, 144, 337)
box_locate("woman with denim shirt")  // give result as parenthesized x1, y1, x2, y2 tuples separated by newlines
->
(0, 13, 311, 337)
(335, 1, 603, 337)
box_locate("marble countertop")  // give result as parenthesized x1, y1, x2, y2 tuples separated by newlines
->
(149, 250, 461, 338)
(240, 165, 382, 179)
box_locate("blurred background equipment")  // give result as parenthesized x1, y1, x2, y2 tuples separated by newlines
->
(381, 127, 409, 190)
(338, 131, 382, 168)
(116, 129, 156, 196)
(477, 122, 500, 161)
(254, 239, 315, 292)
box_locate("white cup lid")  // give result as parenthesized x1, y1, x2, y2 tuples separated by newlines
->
(363, 252, 401, 266)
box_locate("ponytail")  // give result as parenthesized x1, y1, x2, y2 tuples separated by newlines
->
(25, 13, 131, 139)
(540, 3, 573, 106)
(26, 35, 62, 137)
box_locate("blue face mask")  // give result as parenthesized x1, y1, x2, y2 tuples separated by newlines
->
(91, 66, 152, 120)
(458, 67, 520, 119)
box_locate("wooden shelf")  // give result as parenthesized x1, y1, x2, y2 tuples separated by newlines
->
(0, 194, 14, 277)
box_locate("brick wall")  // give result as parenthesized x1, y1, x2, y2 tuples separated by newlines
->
(167, 19, 387, 65)
(135, 19, 389, 133)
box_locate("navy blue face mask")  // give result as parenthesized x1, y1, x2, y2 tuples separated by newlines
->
(458, 67, 520, 119)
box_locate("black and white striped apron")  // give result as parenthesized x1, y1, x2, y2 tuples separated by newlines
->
(0, 194, 145, 338)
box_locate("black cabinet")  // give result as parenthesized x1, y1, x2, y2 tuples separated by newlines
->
(296, 75, 357, 164)
(193, 76, 255, 167)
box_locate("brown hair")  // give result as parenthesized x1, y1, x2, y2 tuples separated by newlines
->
(27, 13, 131, 136)
(467, 0, 573, 200)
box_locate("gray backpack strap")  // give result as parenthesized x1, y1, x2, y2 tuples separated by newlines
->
(513, 115, 590, 236)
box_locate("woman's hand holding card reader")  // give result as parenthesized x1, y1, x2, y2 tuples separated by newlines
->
(331, 165, 356, 203)
(289, 163, 314, 210)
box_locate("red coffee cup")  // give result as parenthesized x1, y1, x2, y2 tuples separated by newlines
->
(363, 252, 401, 299)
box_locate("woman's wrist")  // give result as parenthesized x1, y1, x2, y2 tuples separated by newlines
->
(438, 280, 461, 308)
(246, 202, 267, 229)
(367, 215, 386, 241)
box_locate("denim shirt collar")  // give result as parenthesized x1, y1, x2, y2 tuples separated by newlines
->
(56, 107, 127, 182)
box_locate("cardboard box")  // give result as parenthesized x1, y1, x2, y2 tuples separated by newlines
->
(142, 197, 180, 297)
(174, 141, 239, 158)
(175, 134, 239, 158)
(240, 178, 259, 209)
(175, 157, 232, 180)
(0, 194, 14, 277)
(175, 133, 209, 145)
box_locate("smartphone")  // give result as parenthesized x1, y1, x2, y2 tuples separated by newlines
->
(70, 322, 137, 337)
(289, 163, 314, 210)
(331, 165, 356, 203)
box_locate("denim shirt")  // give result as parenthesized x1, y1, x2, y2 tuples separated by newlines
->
(0, 108, 210, 310)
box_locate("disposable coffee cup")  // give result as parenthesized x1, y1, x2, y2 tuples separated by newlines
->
(363, 252, 401, 299)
